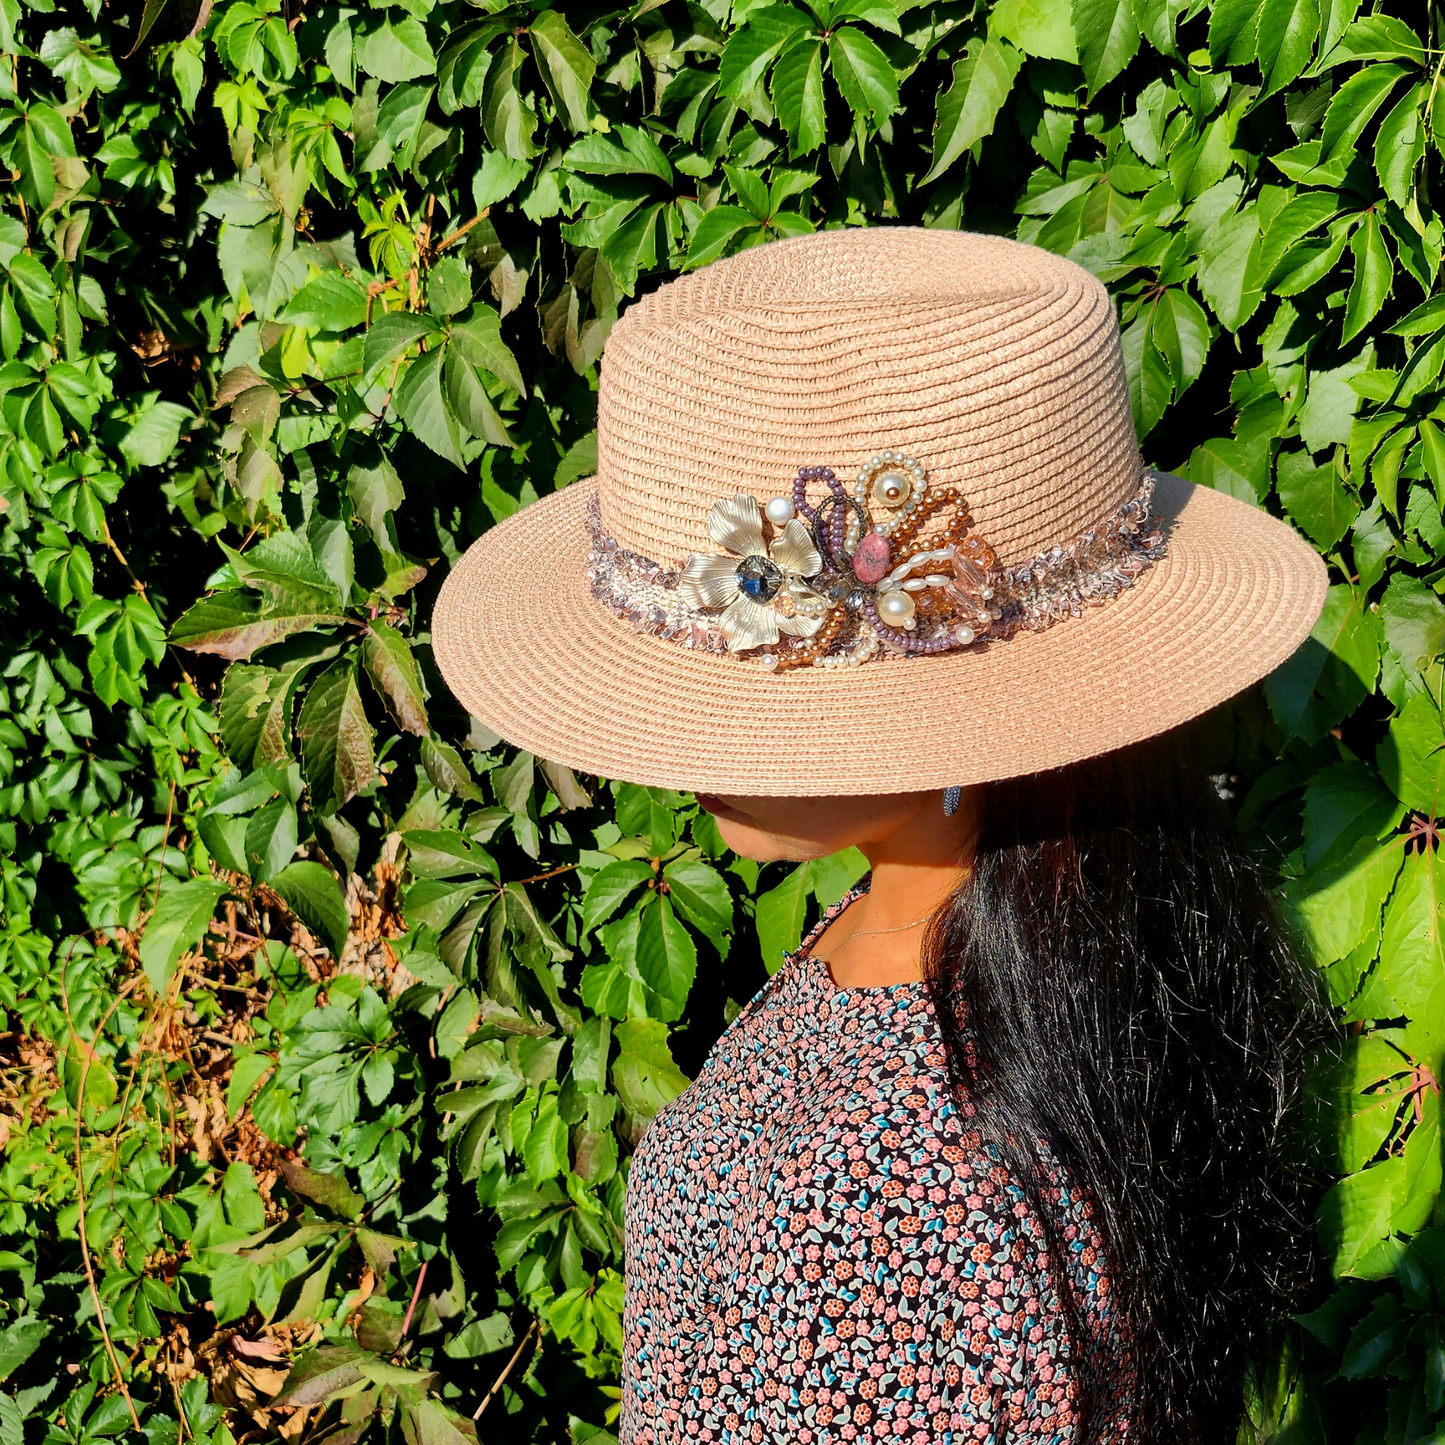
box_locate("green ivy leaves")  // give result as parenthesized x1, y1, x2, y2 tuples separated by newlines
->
(3, 0, 1445, 1434)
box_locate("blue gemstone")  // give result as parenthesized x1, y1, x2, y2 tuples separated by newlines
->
(735, 555, 782, 602)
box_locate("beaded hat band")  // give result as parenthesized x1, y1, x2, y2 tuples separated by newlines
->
(432, 229, 1327, 796)
(587, 459, 1164, 673)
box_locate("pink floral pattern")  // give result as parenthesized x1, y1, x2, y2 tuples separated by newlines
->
(622, 887, 1133, 1444)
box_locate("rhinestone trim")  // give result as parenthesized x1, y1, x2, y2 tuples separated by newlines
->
(584, 467, 1165, 671)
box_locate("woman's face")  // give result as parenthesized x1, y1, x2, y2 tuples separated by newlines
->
(696, 790, 970, 862)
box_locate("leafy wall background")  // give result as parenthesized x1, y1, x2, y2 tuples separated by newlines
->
(0, 0, 1440, 1436)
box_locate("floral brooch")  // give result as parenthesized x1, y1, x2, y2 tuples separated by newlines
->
(585, 453, 1163, 672)
(676, 454, 1000, 671)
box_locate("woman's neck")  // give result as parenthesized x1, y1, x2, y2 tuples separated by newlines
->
(813, 788, 982, 989)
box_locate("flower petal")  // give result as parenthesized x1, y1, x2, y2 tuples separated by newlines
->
(776, 608, 824, 638)
(720, 593, 779, 652)
(708, 494, 767, 559)
(679, 553, 740, 610)
(769, 518, 821, 579)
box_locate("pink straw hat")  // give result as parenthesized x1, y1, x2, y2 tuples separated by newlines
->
(432, 228, 1326, 796)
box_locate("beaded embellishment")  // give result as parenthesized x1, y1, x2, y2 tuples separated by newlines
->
(585, 455, 1165, 672)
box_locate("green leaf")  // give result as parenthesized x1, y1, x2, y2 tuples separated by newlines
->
(634, 895, 697, 1020)
(348, 446, 405, 545)
(296, 659, 378, 815)
(1319, 63, 1408, 165)
(529, 11, 595, 133)
(139, 878, 230, 993)
(1256, 0, 1319, 97)
(719, 8, 813, 100)
(1377, 574, 1445, 678)
(361, 621, 428, 736)
(395, 348, 466, 467)
(1071, 0, 1140, 93)
(270, 861, 350, 957)
(227, 1051, 275, 1119)
(1276, 449, 1358, 549)
(443, 1313, 514, 1359)
(684, 205, 759, 268)
(1283, 833, 1402, 966)
(279, 273, 370, 332)
(483, 35, 538, 160)
(118, 398, 192, 468)
(1374, 83, 1426, 209)
(612, 1018, 689, 1120)
(1264, 584, 1378, 744)
(1379, 694, 1445, 817)
(362, 312, 439, 382)
(420, 735, 487, 803)
(244, 797, 298, 883)
(355, 17, 435, 82)
(662, 856, 733, 945)
(0, 1321, 48, 1385)
(1303, 761, 1401, 869)
(923, 40, 1023, 184)
(1319, 1157, 1405, 1278)
(427, 256, 473, 318)
(404, 828, 499, 879)
(1341, 211, 1393, 345)
(472, 150, 530, 209)
(435, 987, 479, 1058)
(566, 124, 673, 183)
(448, 305, 526, 396)
(990, 0, 1078, 60)
(755, 865, 809, 969)
(1298, 350, 1372, 454)
(172, 594, 348, 662)
(219, 540, 338, 616)
(1150, 287, 1211, 389)
(270, 1345, 369, 1408)
(279, 1159, 364, 1221)
(582, 859, 653, 933)
(1197, 209, 1263, 333)
(770, 38, 826, 156)
(555, 430, 597, 486)
(827, 27, 899, 124)
(1208, 0, 1261, 63)
(1191, 434, 1268, 505)
(1120, 310, 1171, 436)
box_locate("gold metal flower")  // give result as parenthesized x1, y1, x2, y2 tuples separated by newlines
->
(678, 494, 826, 652)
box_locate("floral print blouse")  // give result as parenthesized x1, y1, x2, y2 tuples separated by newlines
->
(622, 888, 1132, 1445)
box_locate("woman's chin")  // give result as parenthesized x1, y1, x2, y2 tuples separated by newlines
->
(711, 813, 829, 863)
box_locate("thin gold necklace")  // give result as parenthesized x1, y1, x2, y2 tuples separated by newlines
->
(811, 910, 935, 963)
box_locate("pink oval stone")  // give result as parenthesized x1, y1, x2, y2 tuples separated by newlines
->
(852, 532, 891, 585)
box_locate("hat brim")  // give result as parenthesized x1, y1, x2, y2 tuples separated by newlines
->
(431, 473, 1326, 796)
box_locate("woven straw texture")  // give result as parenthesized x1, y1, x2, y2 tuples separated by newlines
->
(597, 229, 1139, 567)
(432, 229, 1328, 795)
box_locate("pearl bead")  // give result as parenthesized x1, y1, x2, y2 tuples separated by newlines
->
(877, 589, 916, 627)
(870, 469, 913, 509)
(759, 653, 779, 670)
(954, 625, 976, 644)
(765, 496, 795, 525)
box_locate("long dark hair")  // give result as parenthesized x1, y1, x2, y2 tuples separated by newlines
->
(921, 727, 1321, 1443)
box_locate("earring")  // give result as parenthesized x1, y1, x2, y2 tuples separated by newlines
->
(942, 786, 962, 817)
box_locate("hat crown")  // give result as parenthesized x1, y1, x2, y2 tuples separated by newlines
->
(595, 229, 1141, 569)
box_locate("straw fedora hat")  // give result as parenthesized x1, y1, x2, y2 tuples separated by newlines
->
(432, 228, 1325, 796)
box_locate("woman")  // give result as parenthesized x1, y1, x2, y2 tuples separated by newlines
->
(432, 229, 1327, 1442)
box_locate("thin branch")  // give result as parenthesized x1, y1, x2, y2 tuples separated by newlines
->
(512, 863, 578, 886)
(151, 781, 176, 912)
(58, 954, 143, 1431)
(473, 1317, 540, 1420)
(399, 1260, 428, 1340)
(434, 210, 489, 255)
